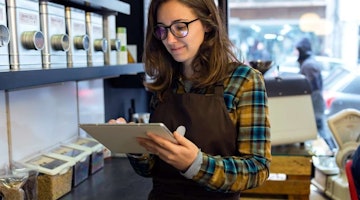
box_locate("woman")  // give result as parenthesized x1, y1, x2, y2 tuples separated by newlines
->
(112, 0, 271, 199)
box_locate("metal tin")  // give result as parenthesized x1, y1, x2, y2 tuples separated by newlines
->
(65, 7, 88, 68)
(86, 12, 107, 67)
(7, 0, 44, 70)
(103, 14, 120, 66)
(0, 0, 10, 70)
(40, 1, 69, 69)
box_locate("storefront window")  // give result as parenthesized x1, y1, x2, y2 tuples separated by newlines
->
(228, 0, 360, 160)
(228, 0, 360, 69)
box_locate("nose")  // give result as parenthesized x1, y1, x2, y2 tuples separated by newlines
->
(165, 30, 177, 43)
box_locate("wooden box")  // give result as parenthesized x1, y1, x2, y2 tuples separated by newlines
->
(242, 145, 312, 200)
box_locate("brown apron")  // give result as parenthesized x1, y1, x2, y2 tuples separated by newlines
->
(148, 84, 240, 200)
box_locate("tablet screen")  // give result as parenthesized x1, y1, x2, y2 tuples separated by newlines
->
(79, 123, 176, 154)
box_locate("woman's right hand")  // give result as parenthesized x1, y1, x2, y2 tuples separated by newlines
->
(108, 117, 127, 124)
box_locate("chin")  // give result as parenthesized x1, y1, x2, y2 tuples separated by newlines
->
(172, 55, 186, 63)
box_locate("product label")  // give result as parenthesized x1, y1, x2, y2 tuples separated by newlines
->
(50, 16, 64, 29)
(76, 139, 98, 148)
(53, 146, 83, 158)
(93, 25, 102, 36)
(28, 155, 67, 170)
(73, 22, 85, 32)
(19, 12, 38, 26)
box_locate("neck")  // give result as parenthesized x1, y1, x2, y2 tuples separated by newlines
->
(182, 65, 194, 79)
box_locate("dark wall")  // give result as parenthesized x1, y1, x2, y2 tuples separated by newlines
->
(109, 1, 148, 121)
(104, 76, 150, 122)
(116, 0, 145, 62)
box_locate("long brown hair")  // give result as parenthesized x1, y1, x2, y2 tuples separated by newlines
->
(143, 0, 241, 97)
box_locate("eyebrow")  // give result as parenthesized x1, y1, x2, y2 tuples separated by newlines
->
(156, 19, 190, 26)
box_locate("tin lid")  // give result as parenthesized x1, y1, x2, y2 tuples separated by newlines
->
(48, 145, 91, 163)
(69, 137, 103, 153)
(23, 154, 74, 175)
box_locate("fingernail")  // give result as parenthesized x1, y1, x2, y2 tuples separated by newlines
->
(116, 119, 126, 124)
(176, 126, 186, 136)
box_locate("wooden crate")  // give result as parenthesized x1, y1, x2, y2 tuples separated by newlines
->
(242, 155, 312, 200)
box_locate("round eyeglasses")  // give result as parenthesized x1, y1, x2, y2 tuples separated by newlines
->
(153, 18, 199, 40)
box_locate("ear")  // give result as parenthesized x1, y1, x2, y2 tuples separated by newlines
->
(201, 22, 212, 33)
(204, 25, 211, 33)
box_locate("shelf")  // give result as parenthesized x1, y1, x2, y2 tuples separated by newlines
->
(48, 0, 130, 15)
(0, 64, 144, 91)
(0, 0, 133, 91)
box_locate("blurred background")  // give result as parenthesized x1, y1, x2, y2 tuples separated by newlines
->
(226, 0, 360, 145)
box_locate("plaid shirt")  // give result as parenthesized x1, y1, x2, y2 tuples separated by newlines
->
(128, 65, 271, 192)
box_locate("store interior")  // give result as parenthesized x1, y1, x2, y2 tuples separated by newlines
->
(0, 0, 359, 200)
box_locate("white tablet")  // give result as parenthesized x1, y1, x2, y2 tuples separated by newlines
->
(79, 123, 176, 154)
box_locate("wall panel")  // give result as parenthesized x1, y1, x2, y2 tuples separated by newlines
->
(8, 82, 78, 161)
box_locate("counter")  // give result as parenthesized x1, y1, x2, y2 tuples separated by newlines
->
(60, 157, 152, 200)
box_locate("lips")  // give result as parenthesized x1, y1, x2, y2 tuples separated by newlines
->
(170, 45, 185, 54)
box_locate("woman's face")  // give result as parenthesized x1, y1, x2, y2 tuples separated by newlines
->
(157, 0, 206, 68)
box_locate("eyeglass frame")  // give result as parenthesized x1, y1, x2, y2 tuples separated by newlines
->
(153, 18, 200, 40)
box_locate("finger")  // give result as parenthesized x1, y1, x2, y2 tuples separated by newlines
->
(108, 117, 127, 124)
(116, 117, 127, 124)
(108, 119, 117, 124)
(137, 138, 160, 155)
(137, 137, 157, 149)
(141, 133, 175, 157)
(146, 132, 172, 148)
(173, 132, 191, 146)
(175, 126, 186, 136)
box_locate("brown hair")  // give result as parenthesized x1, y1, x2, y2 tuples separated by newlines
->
(143, 0, 242, 97)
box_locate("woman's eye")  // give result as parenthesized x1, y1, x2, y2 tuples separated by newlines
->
(174, 24, 187, 31)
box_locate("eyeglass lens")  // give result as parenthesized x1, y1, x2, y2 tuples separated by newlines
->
(154, 22, 189, 40)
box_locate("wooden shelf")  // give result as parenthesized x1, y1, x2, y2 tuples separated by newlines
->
(0, 64, 144, 90)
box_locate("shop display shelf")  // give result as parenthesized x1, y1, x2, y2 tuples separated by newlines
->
(48, 0, 130, 15)
(0, 64, 144, 90)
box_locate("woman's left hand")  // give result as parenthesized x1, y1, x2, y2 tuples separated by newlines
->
(136, 130, 199, 171)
